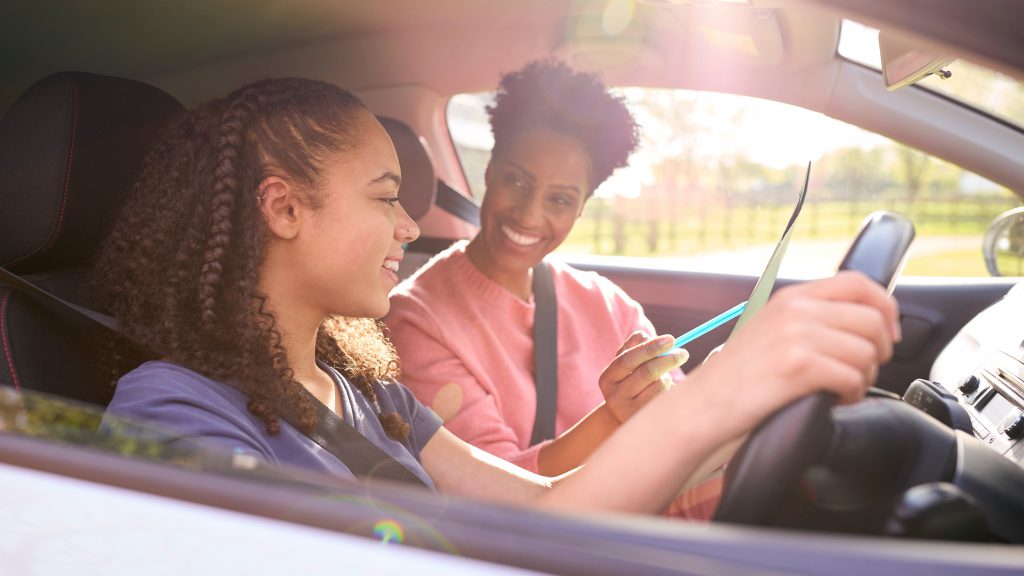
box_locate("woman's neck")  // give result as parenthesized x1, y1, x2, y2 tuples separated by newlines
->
(465, 236, 533, 301)
(257, 265, 339, 413)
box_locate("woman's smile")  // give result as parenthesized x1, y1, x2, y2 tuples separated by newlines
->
(500, 225, 543, 249)
(382, 256, 402, 285)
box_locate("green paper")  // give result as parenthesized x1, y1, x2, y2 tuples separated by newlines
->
(729, 162, 810, 336)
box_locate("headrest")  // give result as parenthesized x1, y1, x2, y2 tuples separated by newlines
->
(0, 71, 185, 274)
(378, 116, 436, 221)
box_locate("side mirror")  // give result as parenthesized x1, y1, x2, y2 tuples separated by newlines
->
(983, 207, 1024, 277)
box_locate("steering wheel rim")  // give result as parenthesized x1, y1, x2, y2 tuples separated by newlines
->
(713, 392, 835, 524)
(713, 211, 915, 526)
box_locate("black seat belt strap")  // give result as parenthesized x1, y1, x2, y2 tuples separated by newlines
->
(0, 266, 118, 330)
(530, 261, 558, 445)
(0, 265, 428, 488)
(283, 383, 430, 488)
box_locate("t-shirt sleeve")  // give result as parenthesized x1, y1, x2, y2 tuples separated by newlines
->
(386, 295, 547, 472)
(103, 366, 272, 461)
(377, 381, 443, 459)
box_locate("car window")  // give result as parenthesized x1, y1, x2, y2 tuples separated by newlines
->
(447, 89, 1021, 279)
(839, 20, 1024, 131)
(0, 384, 330, 487)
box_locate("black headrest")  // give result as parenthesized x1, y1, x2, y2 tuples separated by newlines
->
(0, 71, 185, 274)
(378, 116, 436, 221)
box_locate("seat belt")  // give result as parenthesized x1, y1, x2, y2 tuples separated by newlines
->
(435, 180, 480, 227)
(0, 265, 429, 489)
(403, 182, 560, 444)
(405, 180, 480, 257)
(530, 261, 558, 445)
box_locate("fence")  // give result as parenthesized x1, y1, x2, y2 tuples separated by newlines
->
(567, 186, 1020, 258)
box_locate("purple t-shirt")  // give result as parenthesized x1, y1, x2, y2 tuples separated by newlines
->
(104, 360, 442, 490)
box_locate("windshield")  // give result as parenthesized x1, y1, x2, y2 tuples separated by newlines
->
(838, 19, 1024, 130)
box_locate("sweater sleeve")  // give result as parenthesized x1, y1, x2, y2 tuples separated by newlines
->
(593, 272, 686, 382)
(385, 295, 548, 473)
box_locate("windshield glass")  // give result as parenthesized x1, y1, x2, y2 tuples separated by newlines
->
(448, 89, 1019, 279)
(838, 19, 1024, 130)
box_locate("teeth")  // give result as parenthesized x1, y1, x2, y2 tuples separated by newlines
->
(502, 226, 541, 247)
(383, 260, 400, 272)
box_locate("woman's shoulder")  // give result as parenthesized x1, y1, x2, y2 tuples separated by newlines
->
(111, 360, 248, 412)
(547, 258, 636, 303)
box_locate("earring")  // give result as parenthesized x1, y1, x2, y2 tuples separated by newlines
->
(255, 188, 267, 202)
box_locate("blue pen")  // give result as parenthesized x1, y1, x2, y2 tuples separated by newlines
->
(664, 301, 747, 353)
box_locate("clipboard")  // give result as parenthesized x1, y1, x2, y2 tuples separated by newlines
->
(728, 161, 810, 337)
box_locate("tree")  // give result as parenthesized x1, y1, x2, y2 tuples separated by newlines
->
(895, 145, 930, 207)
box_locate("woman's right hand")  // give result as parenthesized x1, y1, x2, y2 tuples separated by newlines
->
(598, 332, 689, 424)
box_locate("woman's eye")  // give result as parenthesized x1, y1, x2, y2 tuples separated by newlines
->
(550, 194, 581, 210)
(382, 197, 400, 207)
(504, 173, 528, 190)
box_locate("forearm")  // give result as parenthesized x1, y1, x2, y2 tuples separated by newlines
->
(536, 403, 619, 476)
(534, 373, 739, 514)
(422, 427, 558, 504)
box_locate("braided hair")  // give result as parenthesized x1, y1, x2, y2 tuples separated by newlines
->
(94, 78, 409, 440)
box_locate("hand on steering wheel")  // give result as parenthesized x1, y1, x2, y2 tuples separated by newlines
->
(713, 212, 914, 526)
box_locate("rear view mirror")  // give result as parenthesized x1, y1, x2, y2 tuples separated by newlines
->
(879, 30, 956, 91)
(983, 207, 1024, 277)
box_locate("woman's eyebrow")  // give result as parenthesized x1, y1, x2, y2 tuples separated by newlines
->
(550, 183, 582, 195)
(506, 162, 537, 184)
(370, 171, 402, 188)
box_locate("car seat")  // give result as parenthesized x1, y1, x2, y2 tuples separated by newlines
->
(0, 71, 184, 406)
(376, 116, 479, 280)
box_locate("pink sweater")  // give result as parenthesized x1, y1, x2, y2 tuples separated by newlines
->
(384, 241, 655, 473)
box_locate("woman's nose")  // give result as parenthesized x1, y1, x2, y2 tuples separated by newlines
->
(512, 193, 545, 225)
(396, 205, 420, 243)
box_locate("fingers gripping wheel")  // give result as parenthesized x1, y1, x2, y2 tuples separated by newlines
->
(714, 212, 915, 526)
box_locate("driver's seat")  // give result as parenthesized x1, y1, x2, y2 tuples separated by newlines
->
(0, 71, 184, 405)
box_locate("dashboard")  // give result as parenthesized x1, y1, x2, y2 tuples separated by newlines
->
(929, 282, 1024, 467)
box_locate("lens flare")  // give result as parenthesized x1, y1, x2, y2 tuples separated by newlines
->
(373, 519, 405, 544)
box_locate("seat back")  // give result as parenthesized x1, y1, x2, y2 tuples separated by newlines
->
(378, 116, 437, 223)
(0, 71, 184, 405)
(377, 115, 481, 280)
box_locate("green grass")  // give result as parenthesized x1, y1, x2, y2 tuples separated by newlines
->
(560, 197, 1020, 277)
(903, 249, 990, 277)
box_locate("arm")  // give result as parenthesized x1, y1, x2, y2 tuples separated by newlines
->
(533, 276, 688, 476)
(423, 272, 901, 514)
(535, 333, 687, 476)
(386, 300, 550, 470)
(391, 298, 686, 476)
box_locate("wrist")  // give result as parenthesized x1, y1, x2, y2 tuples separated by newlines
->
(668, 358, 750, 446)
(592, 402, 623, 427)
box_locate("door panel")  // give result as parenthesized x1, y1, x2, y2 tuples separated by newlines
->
(568, 258, 1015, 394)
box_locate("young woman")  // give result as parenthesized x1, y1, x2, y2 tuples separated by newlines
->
(97, 76, 898, 515)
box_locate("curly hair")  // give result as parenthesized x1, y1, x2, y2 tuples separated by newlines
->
(93, 77, 409, 440)
(487, 58, 640, 194)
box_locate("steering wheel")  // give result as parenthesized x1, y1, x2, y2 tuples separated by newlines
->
(713, 212, 915, 526)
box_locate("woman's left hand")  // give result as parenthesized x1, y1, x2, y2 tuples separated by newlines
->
(598, 332, 688, 424)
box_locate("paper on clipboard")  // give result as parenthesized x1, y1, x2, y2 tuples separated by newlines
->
(728, 161, 810, 338)
(674, 164, 810, 492)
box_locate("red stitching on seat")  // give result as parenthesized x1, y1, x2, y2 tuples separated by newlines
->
(1, 291, 21, 392)
(42, 81, 80, 254)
